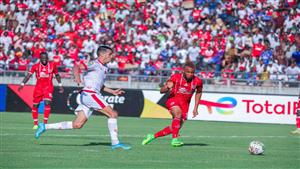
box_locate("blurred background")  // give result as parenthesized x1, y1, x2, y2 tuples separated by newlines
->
(0, 0, 299, 92)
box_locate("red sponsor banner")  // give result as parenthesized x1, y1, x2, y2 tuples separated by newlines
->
(8, 84, 35, 107)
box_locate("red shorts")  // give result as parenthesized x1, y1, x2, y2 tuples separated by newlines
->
(165, 98, 189, 120)
(33, 85, 54, 104)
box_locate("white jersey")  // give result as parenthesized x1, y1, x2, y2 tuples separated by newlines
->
(82, 60, 108, 93)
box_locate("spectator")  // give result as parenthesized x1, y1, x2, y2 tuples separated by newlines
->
(0, 0, 298, 86)
(286, 62, 300, 81)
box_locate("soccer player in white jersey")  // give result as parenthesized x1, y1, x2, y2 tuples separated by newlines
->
(35, 45, 131, 150)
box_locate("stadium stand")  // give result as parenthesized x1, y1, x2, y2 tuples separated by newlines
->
(0, 0, 299, 87)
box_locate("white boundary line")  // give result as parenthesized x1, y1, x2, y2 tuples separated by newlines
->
(1, 133, 298, 138)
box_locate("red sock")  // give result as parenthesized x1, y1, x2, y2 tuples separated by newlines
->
(32, 107, 38, 125)
(171, 118, 181, 138)
(296, 117, 300, 129)
(154, 126, 172, 138)
(44, 105, 51, 124)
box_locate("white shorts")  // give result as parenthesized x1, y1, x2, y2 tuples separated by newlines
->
(74, 90, 109, 118)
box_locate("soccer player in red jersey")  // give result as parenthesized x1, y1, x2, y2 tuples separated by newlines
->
(142, 62, 203, 147)
(18, 52, 64, 129)
(291, 92, 300, 134)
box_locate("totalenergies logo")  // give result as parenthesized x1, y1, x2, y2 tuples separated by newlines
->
(199, 97, 237, 115)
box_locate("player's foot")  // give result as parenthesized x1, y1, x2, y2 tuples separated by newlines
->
(142, 134, 155, 145)
(35, 122, 46, 139)
(291, 129, 300, 134)
(32, 125, 38, 130)
(111, 143, 131, 150)
(171, 138, 184, 147)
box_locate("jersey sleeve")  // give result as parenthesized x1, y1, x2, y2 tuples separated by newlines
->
(168, 74, 177, 83)
(28, 64, 37, 75)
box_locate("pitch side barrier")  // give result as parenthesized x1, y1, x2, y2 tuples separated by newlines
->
(2, 85, 298, 124)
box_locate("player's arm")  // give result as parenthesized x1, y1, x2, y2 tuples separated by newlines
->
(102, 85, 125, 96)
(53, 64, 64, 93)
(18, 73, 33, 92)
(192, 82, 203, 118)
(160, 80, 173, 94)
(18, 65, 35, 92)
(55, 73, 64, 93)
(73, 62, 87, 86)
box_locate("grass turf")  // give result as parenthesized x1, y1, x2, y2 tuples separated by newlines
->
(0, 112, 299, 169)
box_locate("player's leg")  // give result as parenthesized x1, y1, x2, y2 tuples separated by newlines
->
(291, 109, 300, 134)
(85, 92, 130, 150)
(142, 99, 178, 145)
(142, 126, 171, 145)
(43, 100, 51, 124)
(170, 106, 184, 147)
(97, 106, 131, 150)
(32, 103, 39, 129)
(32, 88, 43, 129)
(46, 111, 87, 130)
(43, 89, 54, 124)
(142, 106, 183, 146)
(35, 111, 88, 139)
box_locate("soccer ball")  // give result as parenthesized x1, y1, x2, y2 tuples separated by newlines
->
(248, 141, 265, 155)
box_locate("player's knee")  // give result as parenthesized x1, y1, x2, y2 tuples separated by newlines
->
(174, 114, 182, 119)
(45, 100, 51, 105)
(173, 111, 182, 119)
(73, 122, 84, 129)
(108, 110, 118, 118)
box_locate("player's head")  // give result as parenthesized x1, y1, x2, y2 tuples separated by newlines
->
(40, 52, 48, 65)
(97, 45, 114, 64)
(183, 62, 196, 82)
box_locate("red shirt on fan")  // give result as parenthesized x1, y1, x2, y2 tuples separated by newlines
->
(192, 9, 202, 21)
(18, 57, 30, 71)
(69, 46, 79, 61)
(29, 62, 59, 88)
(52, 55, 62, 66)
(116, 55, 128, 70)
(252, 43, 265, 58)
(31, 46, 46, 59)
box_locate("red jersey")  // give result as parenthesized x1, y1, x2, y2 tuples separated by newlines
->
(29, 62, 58, 87)
(168, 73, 203, 103)
(252, 43, 265, 58)
(18, 58, 30, 71)
(117, 55, 128, 70)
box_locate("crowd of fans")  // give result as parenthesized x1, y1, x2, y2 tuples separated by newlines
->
(0, 0, 299, 85)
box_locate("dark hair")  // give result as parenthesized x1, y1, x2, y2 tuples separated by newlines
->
(184, 62, 195, 69)
(40, 52, 48, 58)
(97, 45, 113, 56)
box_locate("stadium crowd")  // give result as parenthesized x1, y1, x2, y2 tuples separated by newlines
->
(0, 0, 299, 85)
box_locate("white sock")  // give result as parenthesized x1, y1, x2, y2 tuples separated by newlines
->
(107, 118, 119, 145)
(45, 121, 73, 130)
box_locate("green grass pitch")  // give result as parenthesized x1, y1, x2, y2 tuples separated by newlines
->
(0, 112, 299, 169)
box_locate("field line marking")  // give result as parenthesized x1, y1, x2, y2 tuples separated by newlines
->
(0, 133, 298, 138)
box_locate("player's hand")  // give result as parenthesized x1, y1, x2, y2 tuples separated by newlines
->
(166, 81, 174, 89)
(192, 109, 199, 118)
(59, 86, 64, 93)
(112, 88, 125, 96)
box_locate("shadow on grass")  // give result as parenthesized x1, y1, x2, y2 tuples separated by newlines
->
(183, 143, 209, 147)
(39, 142, 111, 147)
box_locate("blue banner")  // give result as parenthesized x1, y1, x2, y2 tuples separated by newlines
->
(0, 84, 7, 111)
